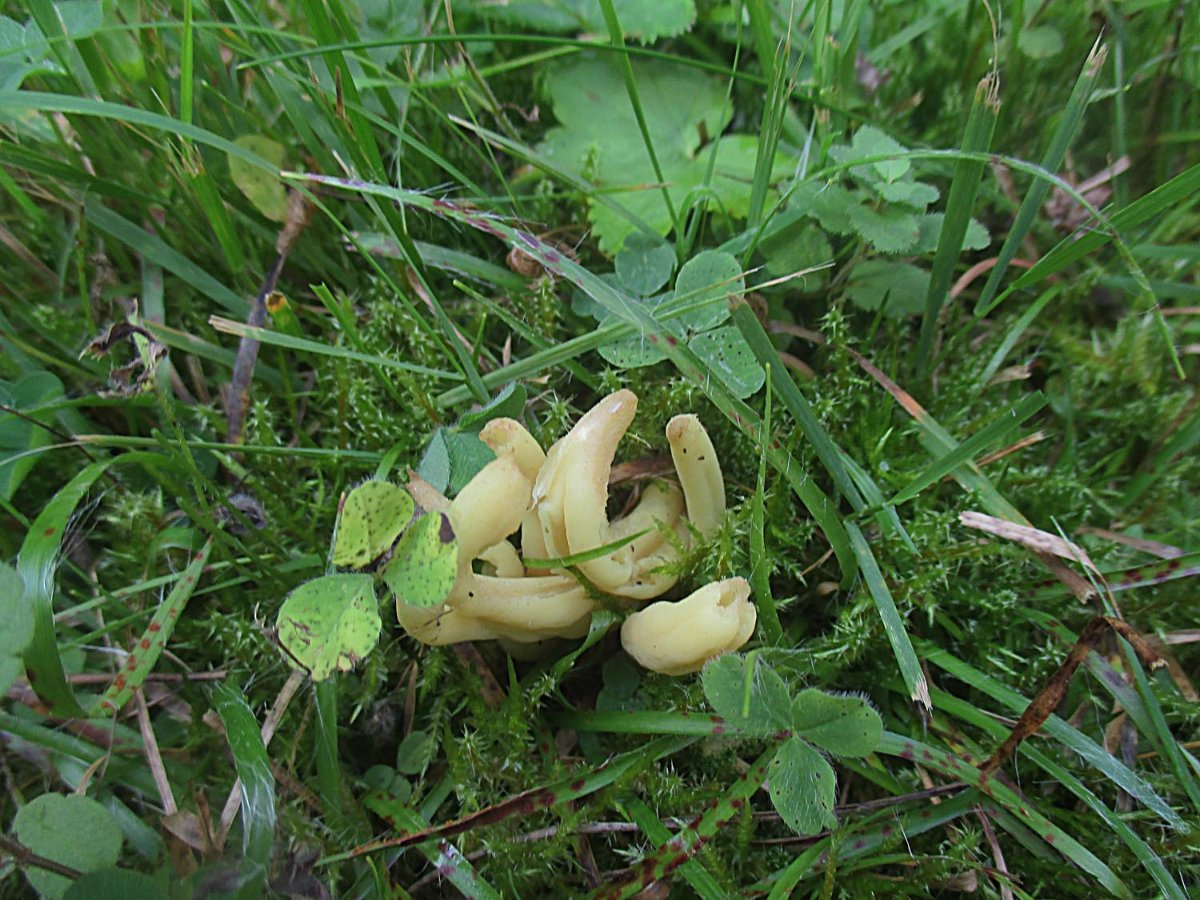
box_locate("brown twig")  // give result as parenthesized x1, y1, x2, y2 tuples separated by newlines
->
(405, 782, 972, 889)
(0, 833, 84, 880)
(135, 690, 178, 816)
(976, 805, 1016, 900)
(59, 670, 228, 685)
(225, 190, 313, 447)
(981, 616, 1165, 774)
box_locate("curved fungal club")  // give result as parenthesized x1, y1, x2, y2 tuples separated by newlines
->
(394, 390, 756, 675)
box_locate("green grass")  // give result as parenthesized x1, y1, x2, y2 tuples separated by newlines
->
(1, 1, 1198, 896)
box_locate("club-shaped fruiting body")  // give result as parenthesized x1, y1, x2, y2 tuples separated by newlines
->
(620, 578, 757, 675)
(392, 391, 756, 673)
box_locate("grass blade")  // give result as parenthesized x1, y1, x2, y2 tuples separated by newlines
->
(325, 735, 697, 863)
(93, 539, 213, 716)
(877, 731, 1130, 897)
(887, 392, 1047, 506)
(729, 301, 864, 509)
(916, 73, 1000, 376)
(922, 645, 1186, 830)
(598, 746, 777, 900)
(17, 460, 116, 717)
(207, 316, 460, 380)
(623, 798, 727, 900)
(850, 349, 1027, 523)
(974, 40, 1108, 316)
(998, 162, 1200, 302)
(213, 682, 276, 898)
(751, 366, 783, 645)
(86, 201, 247, 315)
(932, 688, 1187, 900)
(846, 523, 930, 713)
(596, 0, 679, 235)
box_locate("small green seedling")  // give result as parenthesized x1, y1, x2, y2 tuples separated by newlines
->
(332, 480, 415, 569)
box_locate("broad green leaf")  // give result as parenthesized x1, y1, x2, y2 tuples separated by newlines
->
(0, 562, 31, 695)
(790, 689, 883, 757)
(13, 794, 123, 899)
(480, 0, 695, 42)
(877, 179, 940, 209)
(276, 574, 381, 680)
(383, 511, 458, 608)
(0, 371, 64, 502)
(688, 326, 765, 398)
(702, 654, 792, 732)
(457, 382, 528, 432)
(332, 481, 415, 569)
(759, 221, 832, 282)
(0, 17, 61, 91)
(355, 0, 423, 67)
(1018, 25, 1064, 59)
(671, 249, 742, 335)
(228, 135, 288, 222)
(417, 428, 496, 495)
(539, 59, 784, 251)
(65, 869, 167, 900)
(768, 736, 837, 835)
(615, 234, 676, 297)
(789, 181, 857, 235)
(847, 204, 921, 254)
(54, 1, 103, 38)
(832, 125, 910, 183)
(913, 213, 990, 254)
(845, 260, 931, 316)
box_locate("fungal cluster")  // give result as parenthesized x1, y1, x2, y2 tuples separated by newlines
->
(395, 390, 756, 675)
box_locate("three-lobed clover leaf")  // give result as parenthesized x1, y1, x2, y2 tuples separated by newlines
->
(594, 248, 765, 398)
(701, 654, 884, 837)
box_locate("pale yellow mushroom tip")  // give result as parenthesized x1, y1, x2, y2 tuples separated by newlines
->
(399, 390, 740, 662)
(619, 577, 756, 676)
(665, 413, 697, 443)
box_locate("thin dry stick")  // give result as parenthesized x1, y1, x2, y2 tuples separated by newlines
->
(64, 670, 228, 685)
(215, 668, 305, 846)
(225, 190, 312, 447)
(975, 806, 1016, 900)
(981, 616, 1165, 774)
(135, 690, 177, 816)
(0, 834, 84, 881)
